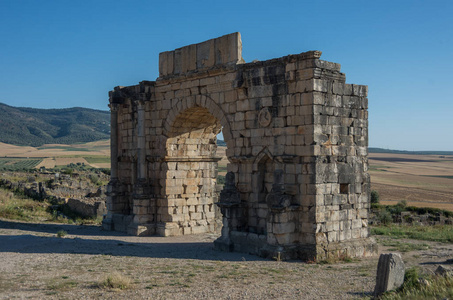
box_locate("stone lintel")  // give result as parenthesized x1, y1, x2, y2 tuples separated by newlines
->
(216, 201, 241, 208)
(295, 50, 322, 60)
(164, 156, 222, 162)
(146, 155, 164, 163)
(155, 64, 236, 85)
(159, 32, 243, 77)
(140, 80, 155, 86)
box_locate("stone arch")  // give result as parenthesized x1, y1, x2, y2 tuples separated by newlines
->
(165, 106, 222, 158)
(162, 96, 233, 147)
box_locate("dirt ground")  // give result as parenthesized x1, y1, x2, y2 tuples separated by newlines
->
(0, 219, 452, 299)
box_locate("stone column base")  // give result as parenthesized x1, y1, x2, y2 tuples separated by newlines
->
(213, 237, 234, 252)
(315, 237, 378, 261)
(101, 217, 114, 231)
(127, 223, 156, 236)
(156, 222, 182, 236)
(155, 222, 217, 236)
(102, 214, 133, 233)
(214, 231, 378, 261)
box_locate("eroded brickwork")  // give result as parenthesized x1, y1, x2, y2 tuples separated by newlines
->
(103, 33, 377, 260)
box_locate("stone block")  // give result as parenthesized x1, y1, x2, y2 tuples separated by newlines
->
(374, 253, 405, 296)
(173, 48, 182, 74)
(273, 222, 295, 234)
(190, 212, 202, 220)
(274, 233, 295, 245)
(157, 222, 181, 237)
(351, 228, 361, 239)
(192, 226, 209, 234)
(327, 231, 338, 242)
(435, 265, 453, 277)
(214, 32, 242, 65)
(183, 226, 193, 235)
(196, 39, 215, 69)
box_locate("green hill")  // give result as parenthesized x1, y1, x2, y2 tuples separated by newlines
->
(0, 102, 110, 146)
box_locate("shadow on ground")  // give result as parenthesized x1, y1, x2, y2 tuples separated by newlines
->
(0, 219, 118, 236)
(0, 219, 264, 262)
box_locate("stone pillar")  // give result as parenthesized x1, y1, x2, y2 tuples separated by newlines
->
(109, 103, 119, 180)
(102, 102, 121, 231)
(136, 100, 146, 180)
(214, 172, 243, 251)
(128, 100, 155, 236)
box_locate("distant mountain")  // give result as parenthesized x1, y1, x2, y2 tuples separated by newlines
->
(369, 147, 453, 156)
(0, 102, 110, 147)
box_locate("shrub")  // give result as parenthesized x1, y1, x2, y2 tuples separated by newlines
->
(386, 202, 406, 215)
(100, 168, 111, 176)
(62, 168, 73, 175)
(371, 190, 380, 204)
(377, 209, 393, 225)
(217, 175, 225, 185)
(57, 230, 67, 238)
(89, 174, 100, 186)
(402, 267, 420, 290)
(396, 200, 407, 208)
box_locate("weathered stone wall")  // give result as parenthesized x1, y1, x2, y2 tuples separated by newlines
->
(104, 32, 377, 260)
(66, 198, 106, 218)
(0, 177, 106, 218)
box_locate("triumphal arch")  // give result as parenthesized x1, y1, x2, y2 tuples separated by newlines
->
(103, 33, 377, 260)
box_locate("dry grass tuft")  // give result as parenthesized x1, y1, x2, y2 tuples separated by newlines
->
(100, 272, 132, 290)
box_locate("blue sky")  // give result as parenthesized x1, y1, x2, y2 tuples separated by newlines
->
(1, 0, 452, 151)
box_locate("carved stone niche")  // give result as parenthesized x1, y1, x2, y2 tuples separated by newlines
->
(266, 169, 292, 210)
(219, 172, 241, 205)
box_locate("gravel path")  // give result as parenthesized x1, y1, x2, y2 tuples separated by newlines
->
(0, 219, 452, 299)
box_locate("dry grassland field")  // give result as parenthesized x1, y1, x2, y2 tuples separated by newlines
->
(369, 153, 453, 211)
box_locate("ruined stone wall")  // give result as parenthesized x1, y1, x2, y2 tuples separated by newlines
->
(104, 32, 376, 261)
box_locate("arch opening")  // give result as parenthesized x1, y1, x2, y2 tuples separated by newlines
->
(163, 106, 223, 235)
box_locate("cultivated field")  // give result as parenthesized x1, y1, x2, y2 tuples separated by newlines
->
(369, 153, 453, 211)
(0, 140, 110, 169)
